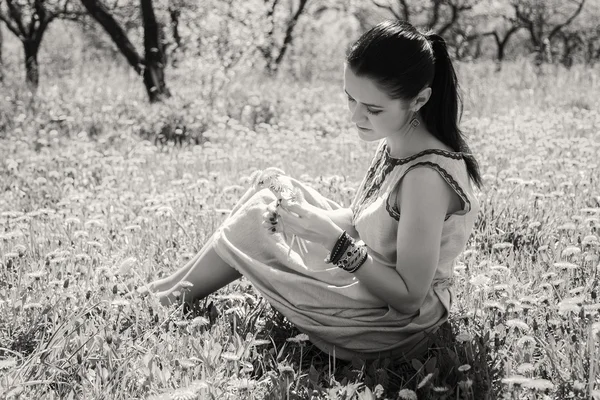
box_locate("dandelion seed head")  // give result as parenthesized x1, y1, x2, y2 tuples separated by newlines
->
(516, 363, 535, 374)
(506, 319, 529, 331)
(523, 378, 554, 391)
(397, 388, 418, 400)
(0, 359, 17, 370)
(458, 364, 471, 372)
(286, 333, 309, 343)
(502, 375, 532, 386)
(516, 335, 536, 348)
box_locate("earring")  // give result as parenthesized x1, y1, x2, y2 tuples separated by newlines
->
(409, 111, 420, 128)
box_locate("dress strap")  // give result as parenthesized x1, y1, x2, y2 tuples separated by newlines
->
(385, 152, 474, 221)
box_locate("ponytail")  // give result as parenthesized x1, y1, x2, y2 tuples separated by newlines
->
(421, 33, 483, 189)
(346, 20, 483, 190)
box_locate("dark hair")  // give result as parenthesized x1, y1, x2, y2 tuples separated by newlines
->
(346, 20, 483, 189)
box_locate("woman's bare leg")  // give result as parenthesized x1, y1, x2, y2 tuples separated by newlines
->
(151, 233, 242, 307)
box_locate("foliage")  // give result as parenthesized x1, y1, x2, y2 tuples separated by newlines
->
(0, 56, 599, 399)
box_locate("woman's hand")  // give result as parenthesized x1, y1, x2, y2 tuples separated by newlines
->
(262, 198, 343, 251)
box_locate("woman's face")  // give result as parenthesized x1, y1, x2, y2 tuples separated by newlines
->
(343, 64, 412, 142)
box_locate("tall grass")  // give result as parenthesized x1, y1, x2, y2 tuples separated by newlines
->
(0, 30, 599, 399)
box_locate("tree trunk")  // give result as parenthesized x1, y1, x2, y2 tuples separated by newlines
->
(24, 40, 40, 90)
(141, 0, 170, 102)
(0, 26, 4, 83)
(268, 0, 309, 75)
(80, 0, 145, 75)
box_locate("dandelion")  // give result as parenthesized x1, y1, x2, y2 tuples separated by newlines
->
(469, 274, 491, 287)
(522, 378, 554, 391)
(190, 316, 209, 327)
(458, 364, 471, 372)
(561, 246, 581, 257)
(582, 235, 599, 246)
(553, 262, 579, 270)
(492, 242, 513, 250)
(178, 359, 196, 370)
(489, 264, 511, 276)
(277, 364, 295, 375)
(111, 299, 130, 308)
(64, 217, 81, 225)
(221, 352, 240, 361)
(73, 230, 89, 239)
(27, 270, 47, 279)
(416, 372, 434, 389)
(118, 257, 137, 275)
(173, 320, 190, 328)
(250, 339, 271, 346)
(516, 335, 536, 348)
(502, 375, 532, 386)
(505, 319, 529, 332)
(456, 332, 473, 342)
(23, 302, 43, 310)
(84, 219, 105, 228)
(0, 359, 17, 370)
(432, 386, 450, 393)
(462, 249, 477, 257)
(484, 301, 505, 312)
(397, 388, 418, 400)
(286, 333, 309, 343)
(558, 222, 577, 231)
(558, 297, 584, 314)
(169, 390, 197, 400)
(516, 363, 535, 374)
(86, 240, 102, 249)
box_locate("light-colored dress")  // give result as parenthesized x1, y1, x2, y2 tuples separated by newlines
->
(211, 138, 480, 361)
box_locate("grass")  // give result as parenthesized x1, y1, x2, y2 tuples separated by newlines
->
(0, 51, 599, 399)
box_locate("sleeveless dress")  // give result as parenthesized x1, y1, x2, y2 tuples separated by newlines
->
(211, 138, 480, 361)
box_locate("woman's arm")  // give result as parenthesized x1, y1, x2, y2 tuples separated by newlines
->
(325, 208, 359, 239)
(351, 167, 453, 314)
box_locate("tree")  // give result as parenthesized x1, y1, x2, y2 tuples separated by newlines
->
(0, 22, 4, 83)
(259, 0, 310, 75)
(511, 0, 586, 64)
(0, 0, 82, 90)
(80, 0, 171, 102)
(371, 0, 481, 36)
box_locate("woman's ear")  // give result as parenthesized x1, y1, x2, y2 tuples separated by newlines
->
(412, 87, 432, 112)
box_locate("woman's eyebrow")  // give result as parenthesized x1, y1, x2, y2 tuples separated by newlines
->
(344, 89, 384, 108)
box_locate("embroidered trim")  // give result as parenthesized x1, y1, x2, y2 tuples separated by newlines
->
(383, 143, 466, 165)
(385, 161, 471, 221)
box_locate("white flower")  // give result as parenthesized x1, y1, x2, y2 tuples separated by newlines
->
(522, 378, 554, 391)
(397, 388, 418, 400)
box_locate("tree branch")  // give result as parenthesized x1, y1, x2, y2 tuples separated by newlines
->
(372, 0, 402, 20)
(6, 0, 28, 36)
(548, 0, 585, 41)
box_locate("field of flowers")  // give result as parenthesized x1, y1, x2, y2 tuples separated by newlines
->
(0, 58, 599, 399)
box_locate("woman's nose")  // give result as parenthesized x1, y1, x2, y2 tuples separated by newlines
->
(350, 103, 367, 124)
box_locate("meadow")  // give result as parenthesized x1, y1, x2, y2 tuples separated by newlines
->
(0, 54, 599, 399)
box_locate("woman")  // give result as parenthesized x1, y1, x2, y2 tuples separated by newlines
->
(149, 19, 482, 362)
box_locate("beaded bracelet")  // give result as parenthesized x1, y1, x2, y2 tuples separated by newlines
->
(324, 231, 351, 264)
(343, 246, 368, 273)
(334, 241, 368, 273)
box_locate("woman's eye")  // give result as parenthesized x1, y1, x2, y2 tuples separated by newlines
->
(347, 96, 356, 103)
(366, 109, 381, 116)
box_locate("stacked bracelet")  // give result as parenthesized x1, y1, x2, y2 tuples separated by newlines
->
(324, 231, 351, 264)
(323, 230, 368, 273)
(335, 241, 368, 273)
